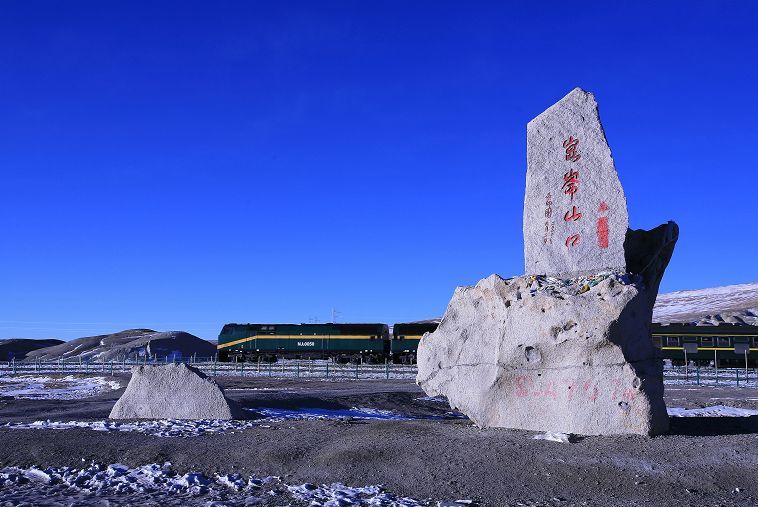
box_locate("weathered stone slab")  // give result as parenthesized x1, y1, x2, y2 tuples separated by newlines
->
(524, 88, 628, 276)
(416, 271, 670, 436)
(109, 363, 242, 420)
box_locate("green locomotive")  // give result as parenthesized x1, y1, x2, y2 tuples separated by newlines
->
(217, 322, 389, 363)
(391, 321, 439, 363)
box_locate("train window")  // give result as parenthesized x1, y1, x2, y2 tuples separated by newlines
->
(700, 336, 713, 347)
(652, 336, 662, 348)
(666, 336, 680, 347)
(717, 337, 730, 347)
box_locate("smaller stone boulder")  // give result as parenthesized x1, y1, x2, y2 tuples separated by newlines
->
(109, 363, 242, 420)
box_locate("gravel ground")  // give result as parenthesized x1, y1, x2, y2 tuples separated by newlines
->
(0, 375, 756, 506)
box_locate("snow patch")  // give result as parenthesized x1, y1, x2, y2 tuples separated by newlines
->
(0, 419, 263, 438)
(415, 395, 448, 403)
(0, 462, 463, 506)
(667, 405, 758, 417)
(532, 432, 572, 443)
(245, 406, 414, 421)
(287, 481, 429, 506)
(0, 375, 121, 400)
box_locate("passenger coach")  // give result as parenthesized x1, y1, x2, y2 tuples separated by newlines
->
(653, 322, 758, 367)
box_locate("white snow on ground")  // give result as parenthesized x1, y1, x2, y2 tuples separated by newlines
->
(0, 407, 461, 438)
(0, 462, 472, 506)
(246, 407, 415, 421)
(0, 419, 264, 438)
(532, 432, 572, 443)
(667, 405, 758, 417)
(416, 395, 449, 403)
(287, 482, 430, 506)
(663, 367, 758, 388)
(0, 375, 121, 400)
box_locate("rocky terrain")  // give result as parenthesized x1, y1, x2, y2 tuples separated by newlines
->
(0, 376, 755, 506)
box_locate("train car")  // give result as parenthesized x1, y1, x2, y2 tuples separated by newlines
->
(652, 322, 758, 367)
(391, 321, 439, 363)
(216, 323, 389, 363)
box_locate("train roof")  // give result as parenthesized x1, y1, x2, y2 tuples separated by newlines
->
(652, 322, 758, 335)
(222, 322, 388, 327)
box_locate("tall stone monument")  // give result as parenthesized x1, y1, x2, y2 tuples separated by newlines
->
(416, 88, 678, 436)
(524, 88, 628, 276)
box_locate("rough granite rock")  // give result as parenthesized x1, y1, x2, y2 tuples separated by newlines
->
(416, 271, 670, 436)
(109, 363, 242, 420)
(524, 87, 629, 276)
(625, 221, 679, 307)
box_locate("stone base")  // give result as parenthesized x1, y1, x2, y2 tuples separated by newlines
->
(109, 363, 242, 420)
(416, 272, 669, 436)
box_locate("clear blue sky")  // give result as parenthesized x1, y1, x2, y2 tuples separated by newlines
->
(2, 1, 757, 341)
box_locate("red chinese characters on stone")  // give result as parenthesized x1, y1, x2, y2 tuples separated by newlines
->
(560, 136, 582, 248)
(563, 136, 580, 162)
(597, 201, 609, 249)
(561, 169, 580, 201)
(563, 206, 582, 222)
(513, 376, 636, 403)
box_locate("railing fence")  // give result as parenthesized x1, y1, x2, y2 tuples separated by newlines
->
(0, 357, 418, 380)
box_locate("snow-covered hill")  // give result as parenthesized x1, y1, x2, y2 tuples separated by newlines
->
(25, 329, 216, 362)
(653, 282, 758, 325)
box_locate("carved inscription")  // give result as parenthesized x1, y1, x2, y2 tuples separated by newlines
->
(524, 88, 629, 275)
(561, 137, 582, 248)
(514, 376, 637, 403)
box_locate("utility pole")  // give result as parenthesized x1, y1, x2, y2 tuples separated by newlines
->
(331, 308, 341, 323)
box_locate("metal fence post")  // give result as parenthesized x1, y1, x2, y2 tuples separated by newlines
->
(110, 360, 113, 376)
(297, 361, 300, 378)
(737, 369, 740, 386)
(385, 359, 389, 380)
(696, 366, 700, 385)
(326, 362, 329, 379)
(355, 361, 358, 379)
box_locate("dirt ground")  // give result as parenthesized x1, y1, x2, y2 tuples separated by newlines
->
(0, 375, 756, 506)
